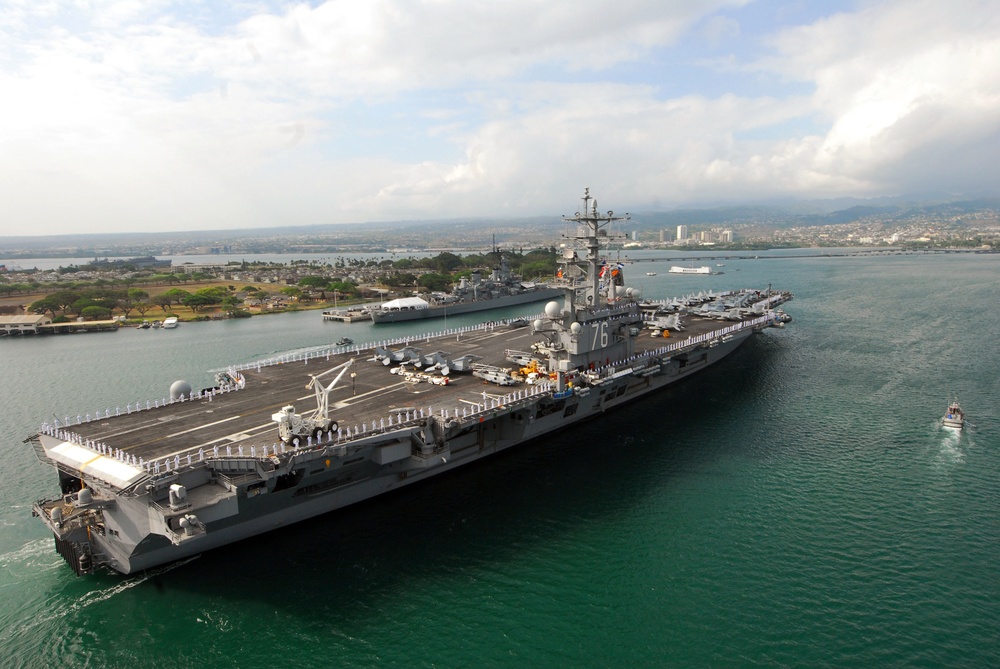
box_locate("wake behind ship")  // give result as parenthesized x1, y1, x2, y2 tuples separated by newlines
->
(29, 190, 792, 576)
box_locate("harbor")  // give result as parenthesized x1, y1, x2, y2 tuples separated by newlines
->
(28, 191, 793, 575)
(2, 249, 997, 667)
(3, 2, 999, 665)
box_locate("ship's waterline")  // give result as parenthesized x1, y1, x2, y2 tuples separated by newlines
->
(28, 191, 792, 575)
(2, 250, 998, 668)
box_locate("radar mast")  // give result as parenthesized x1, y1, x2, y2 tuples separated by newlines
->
(560, 188, 628, 315)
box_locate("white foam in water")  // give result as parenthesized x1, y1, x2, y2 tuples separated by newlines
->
(937, 424, 964, 463)
(6, 555, 200, 639)
(0, 539, 59, 570)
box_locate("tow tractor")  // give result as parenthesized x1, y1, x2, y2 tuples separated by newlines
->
(272, 359, 353, 444)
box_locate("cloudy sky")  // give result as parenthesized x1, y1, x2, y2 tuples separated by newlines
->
(2, 0, 998, 235)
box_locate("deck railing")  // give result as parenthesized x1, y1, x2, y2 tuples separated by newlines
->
(37, 294, 791, 483)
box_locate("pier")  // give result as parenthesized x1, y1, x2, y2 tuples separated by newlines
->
(322, 309, 372, 322)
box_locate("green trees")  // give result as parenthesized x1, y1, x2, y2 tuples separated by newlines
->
(430, 252, 463, 273)
(182, 287, 226, 312)
(220, 294, 250, 317)
(297, 276, 329, 289)
(49, 290, 81, 313)
(378, 273, 416, 288)
(372, 249, 559, 290)
(118, 288, 149, 318)
(27, 288, 122, 318)
(152, 294, 175, 312)
(70, 297, 94, 316)
(328, 280, 357, 295)
(80, 305, 112, 321)
(417, 273, 453, 292)
(161, 288, 191, 306)
(29, 297, 61, 317)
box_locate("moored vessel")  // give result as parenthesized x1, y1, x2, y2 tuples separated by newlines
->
(368, 253, 562, 323)
(28, 189, 792, 575)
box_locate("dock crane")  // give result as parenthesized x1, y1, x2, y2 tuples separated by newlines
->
(271, 359, 353, 444)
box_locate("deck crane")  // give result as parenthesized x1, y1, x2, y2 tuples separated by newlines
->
(272, 359, 354, 444)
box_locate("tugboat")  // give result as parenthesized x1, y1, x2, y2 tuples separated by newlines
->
(942, 399, 964, 430)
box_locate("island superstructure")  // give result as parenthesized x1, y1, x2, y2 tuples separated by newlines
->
(29, 189, 792, 576)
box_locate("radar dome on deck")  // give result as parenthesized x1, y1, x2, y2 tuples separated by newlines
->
(570, 322, 582, 334)
(544, 301, 561, 318)
(170, 380, 192, 400)
(533, 319, 544, 332)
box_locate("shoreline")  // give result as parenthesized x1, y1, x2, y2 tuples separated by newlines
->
(0, 281, 371, 326)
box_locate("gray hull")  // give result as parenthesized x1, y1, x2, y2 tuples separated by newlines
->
(370, 288, 564, 323)
(37, 327, 757, 574)
(29, 189, 792, 576)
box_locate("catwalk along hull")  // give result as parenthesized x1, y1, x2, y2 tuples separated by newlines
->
(31, 319, 775, 575)
(369, 287, 564, 323)
(29, 190, 792, 575)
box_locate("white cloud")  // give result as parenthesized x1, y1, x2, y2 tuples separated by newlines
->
(759, 0, 1000, 193)
(1, 0, 999, 236)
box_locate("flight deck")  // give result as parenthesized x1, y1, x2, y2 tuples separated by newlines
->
(52, 295, 788, 475)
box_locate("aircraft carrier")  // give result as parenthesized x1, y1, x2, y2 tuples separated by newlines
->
(29, 190, 793, 575)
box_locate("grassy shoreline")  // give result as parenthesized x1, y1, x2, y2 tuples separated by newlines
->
(0, 280, 370, 324)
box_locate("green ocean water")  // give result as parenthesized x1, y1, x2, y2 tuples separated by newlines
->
(1, 251, 998, 668)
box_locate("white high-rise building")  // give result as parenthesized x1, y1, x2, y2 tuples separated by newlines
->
(676, 225, 688, 241)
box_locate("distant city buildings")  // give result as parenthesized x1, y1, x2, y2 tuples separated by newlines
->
(1, 204, 996, 263)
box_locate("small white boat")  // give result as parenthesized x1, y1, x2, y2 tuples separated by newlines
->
(162, 317, 178, 328)
(942, 399, 964, 430)
(646, 272, 657, 276)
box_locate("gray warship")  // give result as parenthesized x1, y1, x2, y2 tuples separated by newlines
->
(368, 251, 563, 323)
(30, 190, 792, 575)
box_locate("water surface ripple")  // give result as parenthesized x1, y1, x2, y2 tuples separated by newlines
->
(1, 252, 997, 667)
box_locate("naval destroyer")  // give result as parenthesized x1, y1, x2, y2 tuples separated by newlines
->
(367, 252, 563, 323)
(30, 190, 792, 575)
